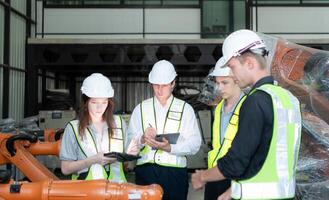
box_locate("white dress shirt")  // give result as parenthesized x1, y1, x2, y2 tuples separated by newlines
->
(127, 95, 201, 156)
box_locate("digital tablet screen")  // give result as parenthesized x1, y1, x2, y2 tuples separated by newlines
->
(155, 133, 180, 144)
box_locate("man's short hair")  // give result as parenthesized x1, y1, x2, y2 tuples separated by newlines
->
(237, 51, 267, 70)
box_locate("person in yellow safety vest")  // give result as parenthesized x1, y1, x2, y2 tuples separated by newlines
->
(205, 59, 246, 200)
(127, 60, 202, 200)
(192, 29, 302, 200)
(60, 73, 139, 182)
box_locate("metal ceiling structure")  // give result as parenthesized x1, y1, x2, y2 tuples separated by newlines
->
(25, 39, 224, 116)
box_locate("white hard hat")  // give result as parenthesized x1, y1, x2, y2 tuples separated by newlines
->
(81, 73, 114, 98)
(210, 57, 231, 76)
(218, 29, 266, 67)
(149, 60, 177, 84)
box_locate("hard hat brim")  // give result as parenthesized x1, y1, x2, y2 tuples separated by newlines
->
(219, 44, 266, 68)
(81, 89, 114, 98)
(209, 70, 230, 77)
(220, 30, 267, 68)
(149, 75, 176, 84)
(218, 57, 229, 68)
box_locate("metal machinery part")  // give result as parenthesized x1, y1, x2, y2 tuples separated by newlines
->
(0, 132, 163, 200)
(39, 110, 76, 129)
(0, 179, 162, 200)
(0, 133, 60, 181)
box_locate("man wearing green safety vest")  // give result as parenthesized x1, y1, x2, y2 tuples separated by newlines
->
(128, 60, 201, 200)
(205, 59, 245, 200)
(192, 29, 302, 200)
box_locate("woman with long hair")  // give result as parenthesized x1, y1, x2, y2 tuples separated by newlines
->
(60, 73, 138, 182)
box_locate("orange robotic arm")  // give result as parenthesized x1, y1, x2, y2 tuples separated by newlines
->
(0, 179, 163, 200)
(0, 132, 164, 199)
(0, 130, 61, 165)
(262, 35, 329, 124)
(43, 128, 64, 142)
(0, 133, 59, 181)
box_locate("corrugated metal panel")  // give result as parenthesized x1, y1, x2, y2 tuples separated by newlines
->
(0, 67, 3, 119)
(38, 75, 42, 103)
(75, 78, 83, 108)
(38, 75, 65, 106)
(0, 5, 3, 118)
(0, 5, 4, 64)
(126, 77, 153, 112)
(179, 76, 204, 90)
(46, 71, 55, 89)
(58, 74, 68, 88)
(109, 76, 123, 113)
(58, 80, 66, 88)
(11, 0, 26, 15)
(36, 1, 43, 36)
(8, 11, 27, 121)
(31, 0, 36, 21)
(10, 13, 26, 70)
(31, 23, 36, 38)
(9, 70, 25, 120)
(38, 72, 56, 103)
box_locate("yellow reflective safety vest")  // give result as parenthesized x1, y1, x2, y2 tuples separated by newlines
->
(208, 95, 246, 168)
(69, 115, 127, 182)
(137, 97, 187, 167)
(231, 84, 302, 199)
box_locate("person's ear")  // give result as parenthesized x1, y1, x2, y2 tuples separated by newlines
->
(171, 80, 176, 89)
(245, 56, 255, 70)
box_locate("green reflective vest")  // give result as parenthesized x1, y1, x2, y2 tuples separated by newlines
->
(208, 95, 246, 168)
(231, 84, 301, 199)
(137, 97, 187, 167)
(69, 115, 127, 182)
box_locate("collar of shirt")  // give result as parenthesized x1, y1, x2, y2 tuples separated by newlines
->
(249, 76, 274, 94)
(88, 121, 109, 133)
(154, 94, 173, 110)
(87, 121, 109, 142)
(153, 95, 174, 133)
(221, 92, 245, 114)
(88, 122, 109, 152)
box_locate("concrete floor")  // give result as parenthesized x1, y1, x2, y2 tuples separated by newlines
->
(187, 183, 204, 200)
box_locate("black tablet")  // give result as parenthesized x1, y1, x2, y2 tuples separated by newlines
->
(104, 152, 141, 162)
(155, 133, 180, 144)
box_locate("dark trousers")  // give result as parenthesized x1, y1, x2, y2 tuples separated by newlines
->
(204, 179, 231, 200)
(135, 164, 188, 200)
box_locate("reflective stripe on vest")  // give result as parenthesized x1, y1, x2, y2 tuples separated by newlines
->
(69, 115, 127, 182)
(208, 95, 246, 168)
(137, 97, 187, 167)
(231, 84, 301, 199)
